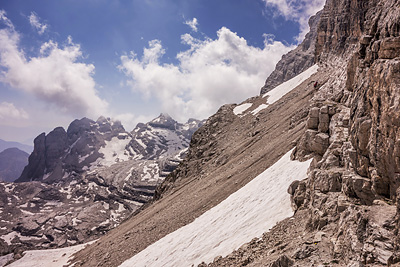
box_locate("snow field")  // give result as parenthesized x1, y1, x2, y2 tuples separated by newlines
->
(251, 104, 268, 115)
(233, 65, 318, 118)
(119, 150, 312, 267)
(7, 241, 95, 267)
(233, 103, 252, 115)
(263, 64, 319, 104)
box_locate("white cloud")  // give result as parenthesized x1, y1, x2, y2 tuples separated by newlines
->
(0, 102, 29, 120)
(29, 12, 47, 35)
(0, 11, 108, 119)
(119, 27, 293, 122)
(184, 18, 198, 32)
(262, 0, 325, 42)
(114, 112, 154, 131)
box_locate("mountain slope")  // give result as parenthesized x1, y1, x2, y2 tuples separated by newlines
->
(71, 65, 321, 267)
(119, 150, 311, 266)
(0, 139, 33, 154)
(206, 0, 400, 265)
(9, 0, 400, 266)
(0, 148, 28, 182)
(71, 0, 400, 265)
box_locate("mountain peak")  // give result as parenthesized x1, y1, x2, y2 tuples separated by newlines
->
(148, 113, 177, 130)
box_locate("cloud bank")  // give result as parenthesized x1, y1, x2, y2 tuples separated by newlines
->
(119, 27, 293, 122)
(0, 102, 28, 120)
(0, 102, 29, 127)
(0, 10, 108, 119)
(263, 0, 325, 41)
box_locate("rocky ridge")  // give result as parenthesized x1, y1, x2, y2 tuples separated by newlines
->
(0, 114, 201, 263)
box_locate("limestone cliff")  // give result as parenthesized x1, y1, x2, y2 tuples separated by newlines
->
(208, 0, 400, 266)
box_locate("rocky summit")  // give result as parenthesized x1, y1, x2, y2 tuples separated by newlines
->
(0, 114, 202, 263)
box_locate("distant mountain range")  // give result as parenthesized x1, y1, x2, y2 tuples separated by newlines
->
(0, 113, 203, 257)
(0, 139, 33, 154)
(0, 148, 29, 182)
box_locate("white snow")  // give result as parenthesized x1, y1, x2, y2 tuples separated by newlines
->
(263, 64, 318, 105)
(20, 209, 35, 216)
(135, 138, 147, 149)
(1, 232, 18, 245)
(78, 152, 92, 163)
(119, 150, 311, 267)
(92, 137, 131, 168)
(4, 184, 15, 193)
(7, 241, 95, 267)
(251, 104, 268, 115)
(0, 231, 42, 246)
(72, 218, 81, 226)
(233, 103, 252, 115)
(42, 172, 51, 180)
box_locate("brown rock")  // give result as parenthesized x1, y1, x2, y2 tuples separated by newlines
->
(379, 37, 400, 59)
(311, 133, 330, 155)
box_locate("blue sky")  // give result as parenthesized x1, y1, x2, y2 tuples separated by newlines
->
(0, 0, 324, 144)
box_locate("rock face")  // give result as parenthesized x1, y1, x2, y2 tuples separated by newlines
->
(260, 11, 321, 95)
(0, 148, 29, 182)
(128, 113, 202, 160)
(17, 114, 201, 183)
(16, 117, 127, 183)
(0, 114, 202, 259)
(207, 0, 400, 266)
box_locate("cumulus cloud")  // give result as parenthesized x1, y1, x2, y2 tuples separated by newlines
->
(29, 11, 48, 35)
(0, 11, 108, 118)
(263, 0, 325, 41)
(184, 18, 198, 32)
(0, 102, 29, 120)
(119, 27, 293, 122)
(114, 112, 154, 131)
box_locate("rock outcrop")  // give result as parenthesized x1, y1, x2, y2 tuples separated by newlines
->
(16, 117, 127, 183)
(207, 0, 400, 266)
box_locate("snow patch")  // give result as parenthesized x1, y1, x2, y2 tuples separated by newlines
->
(251, 104, 268, 115)
(135, 138, 147, 149)
(7, 241, 95, 267)
(20, 209, 35, 216)
(4, 184, 15, 193)
(119, 150, 311, 267)
(0, 231, 42, 246)
(263, 64, 318, 105)
(92, 137, 131, 168)
(233, 103, 252, 115)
